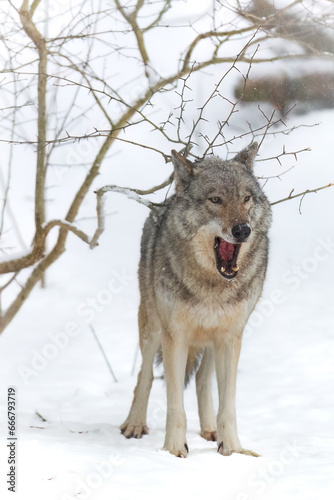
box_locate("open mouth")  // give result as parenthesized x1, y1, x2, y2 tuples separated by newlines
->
(214, 237, 241, 280)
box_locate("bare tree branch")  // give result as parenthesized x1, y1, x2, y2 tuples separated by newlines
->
(114, 0, 150, 73)
(0, 0, 333, 334)
(271, 183, 334, 207)
(19, 0, 47, 250)
(90, 175, 174, 249)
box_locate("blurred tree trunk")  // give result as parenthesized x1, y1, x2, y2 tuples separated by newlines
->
(235, 73, 334, 112)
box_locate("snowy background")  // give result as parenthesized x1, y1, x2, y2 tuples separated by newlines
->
(0, 1, 334, 499)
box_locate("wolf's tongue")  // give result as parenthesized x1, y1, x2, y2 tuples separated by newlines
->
(218, 239, 235, 262)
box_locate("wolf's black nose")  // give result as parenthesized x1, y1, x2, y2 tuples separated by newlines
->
(232, 223, 251, 242)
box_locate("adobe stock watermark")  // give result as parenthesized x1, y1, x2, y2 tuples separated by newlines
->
(244, 236, 334, 338)
(17, 269, 135, 385)
(236, 440, 300, 500)
(281, 236, 334, 291)
(61, 454, 125, 500)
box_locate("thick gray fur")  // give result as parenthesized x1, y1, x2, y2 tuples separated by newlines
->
(120, 142, 272, 457)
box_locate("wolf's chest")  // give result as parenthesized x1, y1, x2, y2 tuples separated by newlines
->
(177, 294, 254, 345)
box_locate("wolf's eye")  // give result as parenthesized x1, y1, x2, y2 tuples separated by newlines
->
(209, 196, 222, 204)
(244, 195, 251, 203)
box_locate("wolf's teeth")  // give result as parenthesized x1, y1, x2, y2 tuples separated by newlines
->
(220, 266, 226, 273)
(232, 266, 239, 272)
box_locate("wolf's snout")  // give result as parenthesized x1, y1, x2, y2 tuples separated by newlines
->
(232, 223, 251, 242)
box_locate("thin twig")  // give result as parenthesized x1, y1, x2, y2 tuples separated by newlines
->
(35, 411, 47, 422)
(271, 183, 334, 207)
(89, 325, 118, 383)
(131, 342, 140, 376)
(257, 147, 311, 164)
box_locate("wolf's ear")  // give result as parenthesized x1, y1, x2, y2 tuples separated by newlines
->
(233, 142, 258, 170)
(171, 150, 194, 190)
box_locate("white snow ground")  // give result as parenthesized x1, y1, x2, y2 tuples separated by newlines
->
(0, 108, 334, 499)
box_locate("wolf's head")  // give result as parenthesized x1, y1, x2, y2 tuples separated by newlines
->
(171, 143, 271, 281)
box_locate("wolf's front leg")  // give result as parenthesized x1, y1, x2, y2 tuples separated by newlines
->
(162, 330, 189, 458)
(214, 334, 259, 457)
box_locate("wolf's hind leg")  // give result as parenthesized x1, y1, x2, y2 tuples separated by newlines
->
(196, 345, 217, 441)
(120, 304, 160, 439)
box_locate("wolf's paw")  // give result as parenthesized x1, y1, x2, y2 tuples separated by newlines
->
(238, 448, 260, 457)
(201, 430, 218, 442)
(217, 442, 260, 457)
(163, 442, 189, 458)
(120, 422, 149, 439)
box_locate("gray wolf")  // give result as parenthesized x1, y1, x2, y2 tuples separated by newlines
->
(120, 143, 272, 457)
